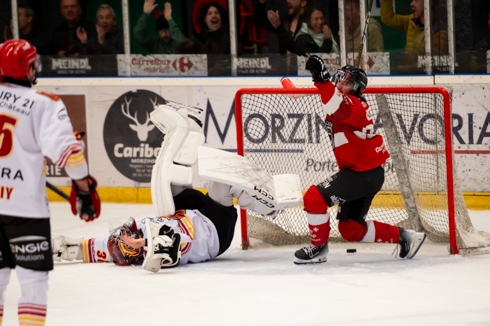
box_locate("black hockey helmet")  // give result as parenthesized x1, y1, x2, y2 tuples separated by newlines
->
(332, 65, 368, 97)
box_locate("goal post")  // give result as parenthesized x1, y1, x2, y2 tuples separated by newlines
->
(234, 80, 490, 254)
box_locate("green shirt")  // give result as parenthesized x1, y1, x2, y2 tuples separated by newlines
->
(133, 13, 186, 54)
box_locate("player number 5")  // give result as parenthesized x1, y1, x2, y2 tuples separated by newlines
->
(0, 114, 18, 157)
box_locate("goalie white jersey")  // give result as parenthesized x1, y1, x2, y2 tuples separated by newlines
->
(81, 209, 220, 265)
(0, 82, 87, 218)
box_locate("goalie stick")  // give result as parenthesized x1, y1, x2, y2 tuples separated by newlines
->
(355, 0, 375, 68)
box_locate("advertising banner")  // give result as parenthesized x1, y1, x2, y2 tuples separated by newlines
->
(236, 54, 297, 76)
(37, 78, 490, 192)
(39, 55, 118, 76)
(449, 83, 490, 192)
(118, 54, 208, 76)
(103, 89, 166, 183)
(296, 53, 390, 76)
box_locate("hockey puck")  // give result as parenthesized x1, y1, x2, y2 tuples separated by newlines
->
(346, 249, 357, 253)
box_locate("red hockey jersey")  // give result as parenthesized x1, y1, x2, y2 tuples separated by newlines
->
(315, 81, 390, 172)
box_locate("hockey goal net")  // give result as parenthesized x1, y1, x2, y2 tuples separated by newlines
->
(234, 82, 490, 254)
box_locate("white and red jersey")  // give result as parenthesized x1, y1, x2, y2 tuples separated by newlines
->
(0, 82, 87, 218)
(315, 81, 390, 172)
(81, 209, 220, 266)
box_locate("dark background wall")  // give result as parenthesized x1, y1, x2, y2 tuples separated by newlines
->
(0, 0, 489, 54)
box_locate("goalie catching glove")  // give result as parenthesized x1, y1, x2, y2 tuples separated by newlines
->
(70, 175, 101, 222)
(305, 55, 330, 83)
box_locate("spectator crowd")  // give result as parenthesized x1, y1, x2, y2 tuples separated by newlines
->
(0, 0, 488, 72)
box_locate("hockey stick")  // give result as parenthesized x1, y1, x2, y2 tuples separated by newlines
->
(46, 181, 70, 201)
(355, 0, 375, 68)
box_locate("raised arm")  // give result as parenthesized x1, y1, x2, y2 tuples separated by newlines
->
(380, 0, 412, 32)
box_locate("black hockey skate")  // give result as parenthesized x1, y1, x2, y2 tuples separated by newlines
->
(397, 228, 426, 259)
(294, 243, 328, 265)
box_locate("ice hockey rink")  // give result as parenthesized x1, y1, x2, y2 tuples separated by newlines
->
(3, 203, 490, 326)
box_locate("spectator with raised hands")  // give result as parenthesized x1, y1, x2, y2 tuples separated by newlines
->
(380, 0, 447, 55)
(95, 4, 124, 54)
(254, 0, 309, 54)
(294, 5, 339, 55)
(134, 0, 186, 54)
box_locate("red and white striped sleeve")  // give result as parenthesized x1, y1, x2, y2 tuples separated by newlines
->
(38, 96, 88, 179)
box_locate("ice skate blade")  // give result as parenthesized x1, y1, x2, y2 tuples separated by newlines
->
(293, 256, 327, 265)
(406, 233, 427, 259)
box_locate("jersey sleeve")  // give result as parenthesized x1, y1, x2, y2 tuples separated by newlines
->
(315, 81, 342, 116)
(316, 81, 372, 128)
(80, 237, 113, 263)
(37, 96, 88, 179)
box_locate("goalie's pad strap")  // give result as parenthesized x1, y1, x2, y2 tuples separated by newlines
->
(150, 105, 205, 217)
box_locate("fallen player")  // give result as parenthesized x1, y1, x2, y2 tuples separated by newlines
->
(52, 103, 303, 272)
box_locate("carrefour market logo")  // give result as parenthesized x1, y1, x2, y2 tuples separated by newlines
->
(103, 90, 165, 182)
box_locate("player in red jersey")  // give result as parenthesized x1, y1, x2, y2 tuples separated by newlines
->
(294, 55, 426, 264)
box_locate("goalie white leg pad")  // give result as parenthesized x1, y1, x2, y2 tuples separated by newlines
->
(150, 105, 204, 217)
(52, 234, 83, 262)
(143, 221, 182, 273)
(198, 147, 303, 215)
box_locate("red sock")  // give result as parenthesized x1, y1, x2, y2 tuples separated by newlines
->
(306, 213, 330, 246)
(362, 220, 400, 243)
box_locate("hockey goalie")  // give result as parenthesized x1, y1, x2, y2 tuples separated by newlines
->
(52, 102, 303, 272)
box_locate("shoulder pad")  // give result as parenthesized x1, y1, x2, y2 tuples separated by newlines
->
(36, 91, 60, 101)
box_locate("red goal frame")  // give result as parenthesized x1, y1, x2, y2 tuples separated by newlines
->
(234, 84, 457, 254)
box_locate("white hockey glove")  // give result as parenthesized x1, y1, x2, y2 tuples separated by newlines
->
(52, 234, 83, 262)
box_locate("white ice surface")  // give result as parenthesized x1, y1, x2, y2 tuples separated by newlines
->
(3, 203, 490, 326)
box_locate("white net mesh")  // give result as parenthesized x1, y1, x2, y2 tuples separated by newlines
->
(236, 87, 489, 252)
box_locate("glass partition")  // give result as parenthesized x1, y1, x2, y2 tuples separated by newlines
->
(0, 0, 488, 77)
(454, 0, 490, 73)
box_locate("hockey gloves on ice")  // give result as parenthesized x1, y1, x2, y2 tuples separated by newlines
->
(305, 55, 330, 83)
(70, 175, 101, 222)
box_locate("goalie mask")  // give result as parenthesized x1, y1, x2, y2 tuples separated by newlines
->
(108, 217, 144, 266)
(332, 65, 368, 97)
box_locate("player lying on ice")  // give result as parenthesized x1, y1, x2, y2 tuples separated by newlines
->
(294, 55, 427, 265)
(52, 103, 303, 272)
(52, 181, 262, 272)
